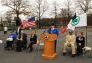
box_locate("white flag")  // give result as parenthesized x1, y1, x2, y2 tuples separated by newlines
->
(67, 19, 75, 30)
(67, 13, 87, 30)
(76, 13, 87, 27)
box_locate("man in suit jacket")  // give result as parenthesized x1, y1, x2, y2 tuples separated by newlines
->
(76, 32, 85, 56)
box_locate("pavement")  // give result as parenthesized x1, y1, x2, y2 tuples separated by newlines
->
(0, 27, 92, 63)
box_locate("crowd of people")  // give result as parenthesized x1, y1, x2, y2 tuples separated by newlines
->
(4, 29, 38, 52)
(4, 23, 85, 57)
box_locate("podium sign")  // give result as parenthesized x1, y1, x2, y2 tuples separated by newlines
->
(40, 34, 57, 59)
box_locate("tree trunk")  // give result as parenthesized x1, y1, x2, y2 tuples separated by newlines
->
(15, 11, 21, 27)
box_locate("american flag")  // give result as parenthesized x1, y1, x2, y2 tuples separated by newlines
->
(28, 17, 36, 27)
(21, 17, 36, 29)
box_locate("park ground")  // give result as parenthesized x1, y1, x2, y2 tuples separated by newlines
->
(0, 27, 92, 63)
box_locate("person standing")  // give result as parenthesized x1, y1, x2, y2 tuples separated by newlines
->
(22, 32, 27, 50)
(48, 23, 59, 52)
(4, 26, 8, 34)
(16, 31, 23, 52)
(76, 32, 85, 56)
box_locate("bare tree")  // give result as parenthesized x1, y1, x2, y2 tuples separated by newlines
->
(59, 0, 74, 26)
(64, 0, 74, 18)
(0, 16, 3, 28)
(53, 1, 58, 19)
(1, 0, 30, 26)
(31, 0, 48, 20)
(30, 0, 48, 28)
(5, 11, 12, 23)
(76, 0, 92, 13)
(59, 8, 68, 26)
(50, 1, 60, 24)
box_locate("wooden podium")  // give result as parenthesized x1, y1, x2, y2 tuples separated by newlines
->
(40, 33, 57, 59)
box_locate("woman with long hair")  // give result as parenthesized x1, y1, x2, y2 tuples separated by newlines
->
(28, 31, 37, 52)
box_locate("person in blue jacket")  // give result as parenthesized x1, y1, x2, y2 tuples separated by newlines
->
(48, 23, 59, 52)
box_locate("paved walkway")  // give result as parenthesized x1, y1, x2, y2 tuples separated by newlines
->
(0, 28, 92, 63)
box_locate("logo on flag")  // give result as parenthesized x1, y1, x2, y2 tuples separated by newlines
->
(71, 16, 80, 26)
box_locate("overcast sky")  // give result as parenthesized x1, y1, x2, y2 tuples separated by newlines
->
(32, 0, 76, 18)
(0, 0, 79, 18)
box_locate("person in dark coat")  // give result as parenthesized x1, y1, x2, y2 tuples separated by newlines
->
(76, 32, 85, 56)
(28, 31, 37, 52)
(22, 33, 27, 50)
(16, 31, 23, 52)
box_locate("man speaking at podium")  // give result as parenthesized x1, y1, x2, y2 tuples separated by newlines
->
(48, 23, 59, 52)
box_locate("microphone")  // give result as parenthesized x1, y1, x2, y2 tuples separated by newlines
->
(45, 33, 48, 39)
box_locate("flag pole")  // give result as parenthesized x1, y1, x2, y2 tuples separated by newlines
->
(86, 12, 88, 46)
(85, 26, 87, 46)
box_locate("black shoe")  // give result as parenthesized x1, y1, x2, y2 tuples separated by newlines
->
(29, 49, 33, 52)
(28, 47, 33, 52)
(63, 53, 66, 56)
(72, 54, 76, 57)
(77, 54, 80, 56)
(16, 50, 22, 52)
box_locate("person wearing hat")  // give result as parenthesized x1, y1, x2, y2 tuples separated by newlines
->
(48, 23, 59, 52)
(62, 30, 76, 57)
(76, 32, 85, 56)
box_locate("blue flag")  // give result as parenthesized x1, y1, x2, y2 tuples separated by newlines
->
(28, 17, 35, 22)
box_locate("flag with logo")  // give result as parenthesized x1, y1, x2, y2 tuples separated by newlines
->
(67, 13, 87, 30)
(61, 13, 87, 34)
(61, 14, 77, 34)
